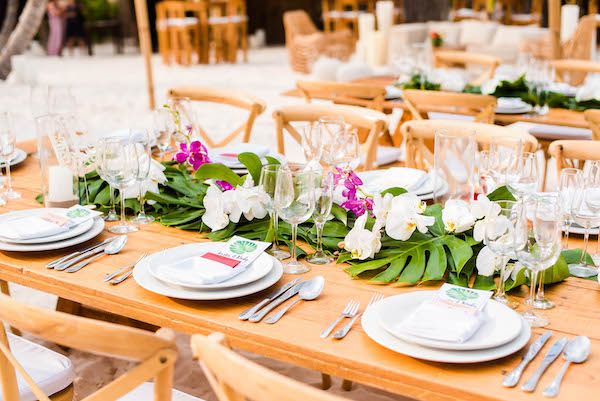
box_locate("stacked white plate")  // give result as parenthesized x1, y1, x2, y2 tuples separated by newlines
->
(358, 167, 448, 201)
(208, 143, 285, 173)
(0, 208, 105, 252)
(133, 242, 283, 300)
(3, 149, 27, 168)
(362, 291, 531, 363)
(496, 97, 533, 114)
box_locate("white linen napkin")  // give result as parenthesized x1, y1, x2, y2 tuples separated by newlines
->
(395, 284, 492, 343)
(371, 168, 426, 191)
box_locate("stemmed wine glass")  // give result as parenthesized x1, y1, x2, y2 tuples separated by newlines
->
(484, 200, 526, 308)
(275, 164, 316, 274)
(259, 164, 290, 260)
(153, 108, 173, 159)
(559, 168, 583, 249)
(300, 122, 322, 170)
(517, 196, 562, 327)
(569, 175, 600, 278)
(319, 116, 346, 169)
(0, 113, 21, 200)
(489, 137, 523, 187)
(131, 130, 155, 225)
(506, 152, 538, 200)
(307, 173, 334, 265)
(168, 97, 196, 142)
(99, 135, 139, 234)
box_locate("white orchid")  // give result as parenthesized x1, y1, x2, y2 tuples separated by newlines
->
(201, 184, 230, 231)
(475, 245, 508, 276)
(372, 192, 393, 227)
(471, 195, 501, 242)
(342, 214, 382, 260)
(442, 199, 475, 234)
(122, 158, 167, 200)
(223, 176, 270, 223)
(385, 193, 435, 241)
(481, 78, 500, 95)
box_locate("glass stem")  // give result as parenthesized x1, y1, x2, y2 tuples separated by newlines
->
(5, 162, 12, 191)
(290, 223, 298, 263)
(109, 185, 116, 214)
(120, 188, 127, 225)
(272, 211, 280, 251)
(580, 220, 591, 266)
(564, 221, 571, 249)
(496, 256, 506, 298)
(536, 270, 545, 302)
(528, 269, 539, 315)
(138, 182, 146, 217)
(316, 222, 324, 253)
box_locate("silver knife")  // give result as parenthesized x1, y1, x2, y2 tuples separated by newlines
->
(248, 282, 304, 322)
(54, 245, 108, 271)
(239, 278, 301, 320)
(46, 238, 113, 269)
(522, 337, 568, 392)
(503, 331, 552, 387)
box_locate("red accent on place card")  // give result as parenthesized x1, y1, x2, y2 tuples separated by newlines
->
(41, 213, 70, 227)
(202, 252, 240, 268)
(219, 153, 239, 158)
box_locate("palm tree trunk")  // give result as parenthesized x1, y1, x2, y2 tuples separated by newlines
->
(0, 0, 19, 50)
(0, 0, 48, 80)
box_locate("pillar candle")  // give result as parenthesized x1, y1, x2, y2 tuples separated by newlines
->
(358, 13, 375, 42)
(375, 1, 394, 35)
(560, 4, 580, 43)
(48, 165, 75, 202)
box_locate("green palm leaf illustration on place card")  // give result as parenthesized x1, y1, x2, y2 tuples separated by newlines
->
(446, 287, 478, 301)
(229, 240, 257, 254)
(66, 208, 89, 218)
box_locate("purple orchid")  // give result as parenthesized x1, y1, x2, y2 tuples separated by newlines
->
(174, 140, 235, 191)
(335, 167, 372, 217)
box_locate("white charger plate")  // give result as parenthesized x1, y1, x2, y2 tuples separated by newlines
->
(133, 249, 283, 300)
(0, 217, 105, 252)
(148, 242, 273, 289)
(362, 300, 531, 363)
(0, 208, 95, 244)
(376, 291, 522, 351)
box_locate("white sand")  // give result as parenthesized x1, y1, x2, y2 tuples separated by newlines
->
(2, 46, 409, 400)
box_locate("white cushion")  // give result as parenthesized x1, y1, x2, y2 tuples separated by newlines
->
(119, 382, 204, 401)
(427, 112, 475, 121)
(491, 25, 547, 47)
(374, 146, 403, 166)
(324, 10, 363, 19)
(312, 57, 342, 81)
(507, 122, 592, 140)
(427, 21, 461, 47)
(208, 15, 248, 24)
(389, 23, 428, 49)
(336, 61, 374, 82)
(157, 17, 198, 29)
(458, 20, 498, 46)
(0, 333, 74, 401)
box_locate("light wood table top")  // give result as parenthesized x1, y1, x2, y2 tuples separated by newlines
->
(283, 76, 590, 129)
(1, 141, 599, 401)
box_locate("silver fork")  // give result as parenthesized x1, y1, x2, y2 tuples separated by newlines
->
(320, 299, 359, 339)
(108, 253, 150, 285)
(333, 293, 384, 340)
(104, 252, 148, 282)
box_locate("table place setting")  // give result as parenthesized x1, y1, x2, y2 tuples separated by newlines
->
(207, 143, 285, 173)
(357, 167, 447, 200)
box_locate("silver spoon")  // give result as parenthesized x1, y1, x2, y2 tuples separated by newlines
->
(542, 336, 590, 397)
(66, 235, 128, 273)
(264, 276, 325, 324)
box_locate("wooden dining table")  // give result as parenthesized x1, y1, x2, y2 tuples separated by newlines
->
(1, 140, 599, 401)
(282, 76, 590, 129)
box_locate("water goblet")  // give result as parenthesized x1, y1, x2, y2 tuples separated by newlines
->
(559, 168, 583, 249)
(506, 152, 538, 200)
(307, 173, 334, 265)
(569, 185, 600, 277)
(275, 164, 317, 274)
(0, 113, 21, 200)
(319, 116, 346, 169)
(300, 122, 322, 170)
(153, 108, 174, 159)
(131, 130, 155, 225)
(259, 164, 290, 260)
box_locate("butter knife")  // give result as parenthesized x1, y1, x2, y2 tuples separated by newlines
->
(248, 282, 303, 322)
(239, 278, 301, 320)
(522, 337, 568, 392)
(503, 331, 552, 387)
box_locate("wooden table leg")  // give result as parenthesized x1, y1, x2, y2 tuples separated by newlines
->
(342, 379, 353, 391)
(56, 297, 82, 316)
(321, 373, 332, 390)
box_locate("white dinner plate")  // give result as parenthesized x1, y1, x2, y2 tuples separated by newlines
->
(362, 300, 531, 363)
(567, 224, 599, 236)
(148, 242, 273, 289)
(133, 248, 283, 300)
(496, 105, 533, 114)
(358, 168, 446, 198)
(3, 149, 27, 167)
(0, 217, 105, 252)
(0, 208, 95, 244)
(377, 291, 523, 351)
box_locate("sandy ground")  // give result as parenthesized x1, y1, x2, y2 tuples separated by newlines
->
(2, 45, 409, 400)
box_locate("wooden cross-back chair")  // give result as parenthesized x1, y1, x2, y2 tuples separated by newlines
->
(191, 333, 351, 401)
(0, 293, 181, 401)
(585, 109, 600, 141)
(450, 0, 488, 21)
(401, 119, 538, 170)
(551, 59, 600, 87)
(549, 140, 600, 174)
(503, 0, 542, 26)
(322, 0, 370, 37)
(273, 104, 388, 170)
(401, 89, 497, 124)
(432, 50, 501, 86)
(168, 86, 266, 148)
(296, 80, 386, 111)
(156, 1, 200, 65)
(206, 0, 248, 63)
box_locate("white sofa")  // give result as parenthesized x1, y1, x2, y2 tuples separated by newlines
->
(389, 20, 548, 63)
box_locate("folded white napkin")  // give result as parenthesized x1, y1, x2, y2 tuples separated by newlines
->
(214, 143, 270, 159)
(372, 168, 426, 191)
(528, 124, 592, 140)
(155, 255, 248, 286)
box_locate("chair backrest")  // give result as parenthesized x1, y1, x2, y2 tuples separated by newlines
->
(551, 59, 600, 86)
(503, 0, 542, 25)
(432, 50, 501, 85)
(0, 293, 178, 401)
(402, 89, 497, 124)
(585, 109, 600, 141)
(283, 10, 318, 40)
(401, 119, 538, 170)
(273, 103, 388, 170)
(562, 14, 597, 67)
(156, 0, 186, 21)
(191, 333, 350, 401)
(549, 139, 600, 173)
(168, 86, 266, 148)
(296, 80, 387, 111)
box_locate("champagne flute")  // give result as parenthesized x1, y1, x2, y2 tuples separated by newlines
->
(517, 197, 562, 327)
(307, 173, 334, 265)
(153, 108, 173, 159)
(559, 168, 583, 249)
(131, 130, 155, 225)
(0, 113, 21, 200)
(275, 164, 316, 274)
(259, 164, 290, 260)
(484, 200, 526, 308)
(99, 135, 139, 234)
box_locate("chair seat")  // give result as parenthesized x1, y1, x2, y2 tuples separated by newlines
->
(323, 10, 363, 19)
(360, 146, 404, 167)
(208, 15, 248, 25)
(510, 13, 540, 23)
(157, 17, 199, 30)
(0, 333, 74, 401)
(118, 382, 204, 401)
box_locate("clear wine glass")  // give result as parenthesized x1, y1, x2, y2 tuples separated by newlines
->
(0, 113, 21, 200)
(319, 116, 346, 169)
(153, 108, 174, 159)
(484, 200, 526, 308)
(300, 122, 322, 170)
(477, 150, 495, 195)
(506, 152, 538, 200)
(489, 137, 523, 187)
(95, 146, 119, 222)
(307, 173, 334, 265)
(583, 161, 600, 266)
(517, 197, 562, 327)
(99, 135, 139, 234)
(131, 130, 155, 225)
(168, 97, 196, 142)
(559, 168, 583, 249)
(275, 164, 316, 274)
(259, 164, 290, 260)
(570, 182, 600, 277)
